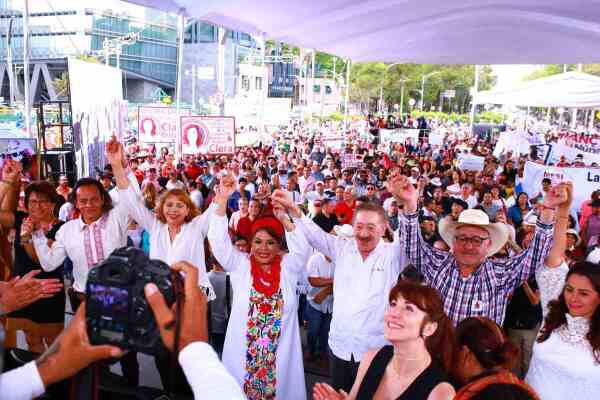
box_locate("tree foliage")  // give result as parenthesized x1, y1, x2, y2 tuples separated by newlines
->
(524, 64, 600, 81)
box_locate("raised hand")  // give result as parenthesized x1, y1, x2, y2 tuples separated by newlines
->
(105, 135, 125, 168)
(2, 159, 23, 183)
(313, 382, 349, 400)
(214, 171, 237, 205)
(543, 182, 572, 211)
(387, 171, 418, 212)
(271, 189, 295, 211)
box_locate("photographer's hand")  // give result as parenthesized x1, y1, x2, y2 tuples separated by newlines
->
(36, 304, 124, 387)
(145, 261, 208, 352)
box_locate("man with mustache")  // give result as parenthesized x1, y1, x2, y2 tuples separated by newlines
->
(271, 190, 407, 393)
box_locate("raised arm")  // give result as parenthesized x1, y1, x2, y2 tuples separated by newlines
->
(388, 172, 449, 282)
(107, 136, 156, 232)
(496, 182, 569, 292)
(0, 160, 22, 228)
(207, 173, 247, 272)
(545, 182, 572, 268)
(271, 189, 342, 261)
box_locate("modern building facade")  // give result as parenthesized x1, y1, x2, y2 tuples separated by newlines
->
(1, 0, 178, 103)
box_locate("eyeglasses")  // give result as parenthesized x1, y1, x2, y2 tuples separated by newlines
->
(455, 235, 490, 247)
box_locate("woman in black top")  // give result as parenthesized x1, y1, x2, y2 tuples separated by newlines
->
(0, 177, 66, 353)
(313, 281, 457, 400)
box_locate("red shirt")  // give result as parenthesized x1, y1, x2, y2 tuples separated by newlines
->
(335, 201, 356, 225)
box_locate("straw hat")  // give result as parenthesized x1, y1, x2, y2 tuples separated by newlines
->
(439, 209, 509, 257)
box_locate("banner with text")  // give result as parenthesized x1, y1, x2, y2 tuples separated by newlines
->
(522, 161, 600, 211)
(380, 129, 419, 148)
(138, 106, 191, 144)
(180, 116, 235, 155)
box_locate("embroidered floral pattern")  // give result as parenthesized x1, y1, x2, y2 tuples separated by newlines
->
(243, 287, 283, 399)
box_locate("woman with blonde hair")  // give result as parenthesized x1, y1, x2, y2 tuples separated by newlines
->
(107, 136, 215, 393)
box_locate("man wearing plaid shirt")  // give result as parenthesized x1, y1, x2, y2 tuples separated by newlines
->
(390, 173, 570, 326)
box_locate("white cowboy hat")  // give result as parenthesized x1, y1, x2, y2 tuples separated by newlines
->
(333, 224, 354, 240)
(566, 229, 582, 247)
(439, 209, 509, 257)
(430, 177, 442, 187)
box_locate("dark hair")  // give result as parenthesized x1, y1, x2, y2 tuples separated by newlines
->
(455, 317, 519, 375)
(24, 181, 64, 216)
(70, 178, 113, 213)
(538, 262, 600, 362)
(388, 281, 456, 372)
(469, 383, 537, 400)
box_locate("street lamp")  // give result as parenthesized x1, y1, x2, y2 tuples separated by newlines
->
(420, 71, 440, 111)
(378, 63, 401, 115)
(103, 32, 140, 70)
(397, 77, 410, 118)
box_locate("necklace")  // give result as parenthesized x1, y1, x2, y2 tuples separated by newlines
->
(391, 353, 429, 378)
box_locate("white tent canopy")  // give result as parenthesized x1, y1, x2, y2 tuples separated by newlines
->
(476, 72, 600, 108)
(125, 1, 600, 64)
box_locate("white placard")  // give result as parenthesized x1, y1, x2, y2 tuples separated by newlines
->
(457, 153, 485, 171)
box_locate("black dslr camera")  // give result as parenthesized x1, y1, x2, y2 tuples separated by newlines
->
(86, 247, 181, 355)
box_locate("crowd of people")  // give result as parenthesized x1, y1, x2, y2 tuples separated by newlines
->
(0, 116, 599, 400)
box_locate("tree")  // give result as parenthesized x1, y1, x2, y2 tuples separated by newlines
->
(51, 72, 69, 100)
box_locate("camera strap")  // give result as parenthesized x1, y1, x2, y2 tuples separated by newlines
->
(168, 270, 185, 398)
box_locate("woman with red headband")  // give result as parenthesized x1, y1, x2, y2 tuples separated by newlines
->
(208, 174, 309, 400)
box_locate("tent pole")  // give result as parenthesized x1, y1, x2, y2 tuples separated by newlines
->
(175, 11, 185, 159)
(469, 65, 480, 136)
(23, 0, 32, 138)
(343, 58, 351, 130)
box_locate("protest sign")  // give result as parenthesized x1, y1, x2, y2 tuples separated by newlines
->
(493, 130, 544, 158)
(138, 106, 191, 144)
(428, 130, 445, 146)
(341, 153, 364, 169)
(522, 161, 600, 211)
(380, 129, 419, 148)
(457, 153, 485, 171)
(180, 116, 235, 155)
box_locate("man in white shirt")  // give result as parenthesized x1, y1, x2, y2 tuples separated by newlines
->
(31, 175, 141, 384)
(273, 192, 406, 392)
(305, 252, 334, 362)
(0, 262, 244, 400)
(305, 181, 327, 203)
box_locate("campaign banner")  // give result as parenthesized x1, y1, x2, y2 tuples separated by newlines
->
(380, 129, 419, 147)
(457, 153, 485, 171)
(180, 116, 235, 155)
(522, 161, 600, 211)
(138, 106, 191, 144)
(548, 142, 600, 165)
(557, 132, 600, 155)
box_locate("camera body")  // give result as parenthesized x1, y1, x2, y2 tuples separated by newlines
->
(86, 247, 179, 355)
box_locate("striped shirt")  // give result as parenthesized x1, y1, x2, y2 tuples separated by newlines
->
(400, 212, 554, 326)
